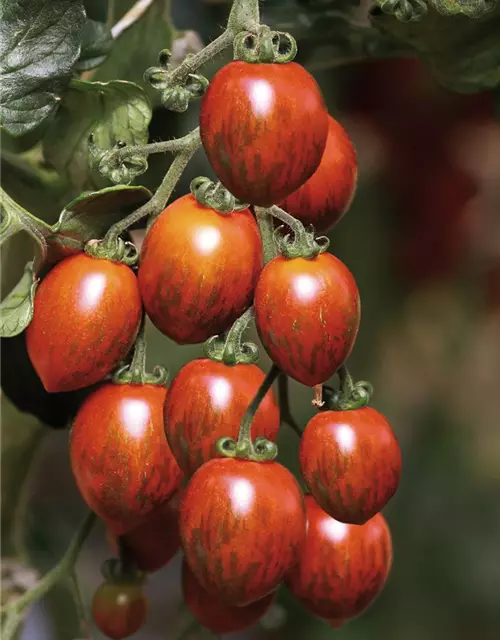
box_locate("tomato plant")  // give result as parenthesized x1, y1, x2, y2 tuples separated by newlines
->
(179, 457, 306, 606)
(92, 580, 147, 640)
(26, 254, 142, 393)
(285, 495, 393, 623)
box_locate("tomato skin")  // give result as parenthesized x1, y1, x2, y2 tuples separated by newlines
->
(138, 195, 263, 344)
(254, 253, 360, 387)
(285, 496, 392, 620)
(280, 116, 358, 233)
(164, 359, 280, 476)
(70, 383, 183, 535)
(300, 408, 402, 524)
(26, 254, 141, 393)
(200, 61, 329, 206)
(179, 457, 306, 606)
(106, 495, 181, 573)
(92, 581, 147, 640)
(182, 558, 274, 634)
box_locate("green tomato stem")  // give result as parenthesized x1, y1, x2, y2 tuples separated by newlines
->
(254, 207, 277, 264)
(227, 0, 260, 34)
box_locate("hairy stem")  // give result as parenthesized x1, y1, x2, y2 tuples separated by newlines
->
(227, 0, 260, 33)
(255, 207, 277, 264)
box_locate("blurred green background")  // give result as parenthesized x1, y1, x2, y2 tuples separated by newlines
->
(2, 1, 500, 639)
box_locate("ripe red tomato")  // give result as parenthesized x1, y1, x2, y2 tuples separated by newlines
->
(92, 580, 147, 640)
(200, 61, 329, 206)
(106, 494, 181, 573)
(182, 558, 274, 634)
(280, 116, 358, 233)
(26, 254, 141, 393)
(285, 496, 392, 621)
(300, 407, 402, 524)
(179, 457, 306, 606)
(164, 358, 280, 476)
(70, 383, 182, 535)
(138, 195, 263, 344)
(254, 253, 360, 387)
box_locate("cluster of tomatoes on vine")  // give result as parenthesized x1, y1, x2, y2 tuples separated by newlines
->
(21, 23, 402, 640)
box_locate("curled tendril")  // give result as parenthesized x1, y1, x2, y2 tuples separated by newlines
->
(375, 0, 428, 21)
(190, 177, 249, 214)
(233, 25, 297, 63)
(144, 50, 209, 113)
(89, 136, 148, 185)
(112, 363, 169, 387)
(100, 558, 146, 585)
(85, 237, 138, 266)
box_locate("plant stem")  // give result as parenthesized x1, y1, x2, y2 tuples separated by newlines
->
(269, 205, 306, 239)
(112, 128, 202, 164)
(70, 570, 90, 639)
(0, 188, 51, 259)
(125, 313, 148, 383)
(236, 364, 281, 451)
(227, 0, 260, 33)
(337, 364, 354, 397)
(255, 207, 277, 264)
(278, 373, 303, 438)
(111, 0, 156, 39)
(1, 512, 96, 640)
(221, 307, 255, 364)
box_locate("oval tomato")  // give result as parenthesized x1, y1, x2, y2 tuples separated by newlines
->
(164, 358, 280, 476)
(300, 408, 402, 524)
(285, 496, 392, 621)
(280, 116, 358, 233)
(26, 254, 141, 393)
(106, 494, 181, 573)
(92, 581, 147, 640)
(70, 383, 182, 535)
(200, 61, 329, 206)
(254, 253, 360, 387)
(138, 195, 263, 344)
(182, 558, 274, 634)
(179, 457, 306, 606)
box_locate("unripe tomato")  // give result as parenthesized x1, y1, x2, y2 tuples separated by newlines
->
(180, 457, 306, 606)
(280, 116, 358, 233)
(285, 496, 392, 620)
(138, 195, 263, 344)
(200, 61, 329, 206)
(254, 253, 360, 386)
(92, 580, 147, 639)
(164, 358, 280, 476)
(70, 383, 182, 535)
(26, 254, 141, 393)
(300, 407, 402, 524)
(106, 494, 181, 573)
(182, 558, 274, 634)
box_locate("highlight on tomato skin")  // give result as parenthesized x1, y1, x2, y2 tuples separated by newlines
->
(92, 580, 147, 640)
(182, 558, 275, 635)
(163, 358, 280, 476)
(285, 495, 392, 622)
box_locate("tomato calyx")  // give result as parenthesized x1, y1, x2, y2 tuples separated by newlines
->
(100, 556, 147, 588)
(233, 25, 297, 64)
(270, 205, 330, 259)
(89, 136, 148, 186)
(85, 237, 138, 266)
(322, 365, 373, 411)
(204, 307, 259, 366)
(144, 49, 209, 113)
(190, 176, 249, 214)
(113, 313, 169, 387)
(216, 364, 281, 462)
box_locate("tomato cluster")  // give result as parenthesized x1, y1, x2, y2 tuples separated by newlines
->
(21, 36, 400, 640)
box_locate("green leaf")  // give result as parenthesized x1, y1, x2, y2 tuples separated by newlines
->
(42, 79, 152, 191)
(47, 184, 152, 261)
(83, 0, 109, 22)
(75, 19, 113, 72)
(370, 1, 500, 93)
(0, 0, 86, 137)
(0, 261, 38, 338)
(94, 0, 173, 105)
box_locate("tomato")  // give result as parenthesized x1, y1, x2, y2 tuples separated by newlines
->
(106, 494, 181, 573)
(200, 61, 329, 206)
(254, 253, 360, 387)
(285, 496, 392, 620)
(179, 457, 306, 606)
(70, 383, 182, 535)
(299, 407, 402, 524)
(92, 581, 147, 639)
(182, 558, 274, 634)
(280, 116, 358, 233)
(138, 195, 263, 344)
(164, 358, 280, 476)
(26, 254, 141, 393)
